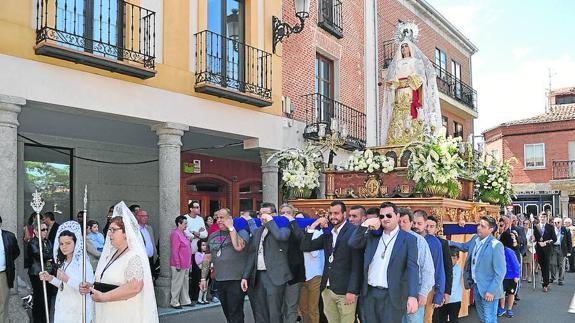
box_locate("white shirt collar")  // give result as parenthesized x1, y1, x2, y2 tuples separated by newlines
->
(383, 225, 400, 238)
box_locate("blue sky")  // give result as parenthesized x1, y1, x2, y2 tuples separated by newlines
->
(427, 0, 575, 134)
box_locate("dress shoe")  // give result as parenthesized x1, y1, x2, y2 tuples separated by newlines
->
(558, 281, 564, 285)
(171, 305, 183, 309)
(183, 303, 195, 307)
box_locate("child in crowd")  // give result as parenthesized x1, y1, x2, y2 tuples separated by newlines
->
(195, 239, 209, 304)
(438, 246, 463, 323)
(498, 232, 521, 318)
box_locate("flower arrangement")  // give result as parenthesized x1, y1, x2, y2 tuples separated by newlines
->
(344, 149, 395, 173)
(270, 145, 324, 198)
(406, 128, 465, 198)
(475, 158, 515, 206)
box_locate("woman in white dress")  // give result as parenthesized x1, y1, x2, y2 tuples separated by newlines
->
(39, 221, 94, 322)
(82, 201, 158, 323)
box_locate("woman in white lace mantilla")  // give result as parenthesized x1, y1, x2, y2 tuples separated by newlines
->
(39, 221, 95, 322)
(81, 202, 158, 323)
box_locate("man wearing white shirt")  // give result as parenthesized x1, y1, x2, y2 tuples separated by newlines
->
(183, 201, 207, 304)
(349, 202, 419, 323)
(296, 212, 324, 323)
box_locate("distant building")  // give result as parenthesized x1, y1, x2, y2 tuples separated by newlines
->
(483, 87, 575, 218)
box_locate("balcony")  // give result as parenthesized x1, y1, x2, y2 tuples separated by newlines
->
(194, 30, 272, 107)
(552, 160, 575, 180)
(318, 0, 343, 39)
(381, 41, 477, 112)
(35, 0, 156, 79)
(300, 93, 366, 151)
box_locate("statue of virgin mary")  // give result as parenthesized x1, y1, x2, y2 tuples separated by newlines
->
(380, 22, 442, 146)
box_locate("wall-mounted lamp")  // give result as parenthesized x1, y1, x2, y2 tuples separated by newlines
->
(272, 0, 310, 53)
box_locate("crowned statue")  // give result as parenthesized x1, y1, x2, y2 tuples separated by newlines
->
(381, 22, 442, 146)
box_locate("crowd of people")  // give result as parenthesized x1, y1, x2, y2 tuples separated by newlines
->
(2, 201, 574, 323)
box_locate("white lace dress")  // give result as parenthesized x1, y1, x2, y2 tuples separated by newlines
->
(93, 250, 148, 323)
(49, 258, 95, 323)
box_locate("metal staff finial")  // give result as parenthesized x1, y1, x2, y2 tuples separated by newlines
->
(30, 189, 50, 323)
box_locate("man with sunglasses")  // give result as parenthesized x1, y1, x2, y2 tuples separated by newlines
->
(449, 216, 506, 323)
(349, 202, 419, 322)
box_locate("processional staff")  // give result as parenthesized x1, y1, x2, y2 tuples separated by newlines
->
(82, 185, 88, 323)
(30, 190, 50, 323)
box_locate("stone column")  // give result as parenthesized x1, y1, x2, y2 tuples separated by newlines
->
(0, 95, 24, 233)
(0, 95, 30, 322)
(560, 190, 570, 219)
(151, 122, 188, 308)
(318, 173, 326, 199)
(260, 149, 279, 206)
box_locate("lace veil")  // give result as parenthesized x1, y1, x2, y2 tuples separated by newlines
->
(52, 220, 93, 273)
(380, 36, 442, 145)
(95, 201, 158, 322)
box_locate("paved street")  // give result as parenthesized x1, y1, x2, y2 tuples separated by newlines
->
(160, 273, 575, 323)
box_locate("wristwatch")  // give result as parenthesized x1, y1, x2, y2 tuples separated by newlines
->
(229, 226, 235, 232)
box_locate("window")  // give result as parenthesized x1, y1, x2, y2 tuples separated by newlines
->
(207, 0, 245, 82)
(526, 204, 538, 217)
(435, 48, 447, 78)
(318, 0, 343, 38)
(453, 121, 463, 138)
(452, 60, 462, 98)
(512, 204, 522, 215)
(524, 143, 545, 168)
(315, 53, 335, 122)
(556, 95, 575, 105)
(25, 144, 73, 222)
(491, 149, 500, 161)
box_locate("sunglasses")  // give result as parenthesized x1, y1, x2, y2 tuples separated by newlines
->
(40, 228, 48, 232)
(378, 213, 394, 219)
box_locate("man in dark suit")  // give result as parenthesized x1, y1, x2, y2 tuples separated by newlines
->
(550, 217, 572, 286)
(349, 202, 419, 322)
(241, 202, 292, 323)
(0, 216, 21, 322)
(532, 212, 557, 292)
(42, 211, 59, 246)
(301, 200, 362, 323)
(425, 214, 453, 323)
(279, 203, 305, 323)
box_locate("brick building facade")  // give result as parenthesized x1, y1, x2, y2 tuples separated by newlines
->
(484, 90, 575, 219)
(378, 0, 478, 142)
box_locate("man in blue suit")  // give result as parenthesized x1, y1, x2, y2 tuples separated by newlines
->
(449, 216, 506, 323)
(349, 202, 419, 322)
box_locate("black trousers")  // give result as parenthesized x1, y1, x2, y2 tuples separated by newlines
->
(537, 249, 551, 287)
(250, 271, 285, 323)
(436, 302, 461, 323)
(218, 280, 246, 323)
(189, 257, 201, 301)
(569, 247, 575, 272)
(30, 274, 52, 323)
(363, 286, 403, 323)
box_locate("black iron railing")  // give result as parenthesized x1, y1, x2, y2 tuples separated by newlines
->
(381, 40, 477, 111)
(300, 93, 366, 150)
(195, 30, 272, 105)
(432, 62, 477, 111)
(36, 0, 155, 70)
(382, 40, 395, 69)
(553, 160, 575, 180)
(318, 0, 343, 38)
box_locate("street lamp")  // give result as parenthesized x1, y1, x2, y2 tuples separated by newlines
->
(272, 0, 310, 53)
